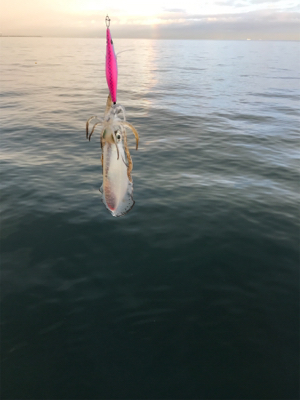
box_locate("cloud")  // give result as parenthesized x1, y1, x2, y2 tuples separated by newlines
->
(163, 8, 186, 13)
(15, 14, 300, 40)
(0, 1, 299, 40)
(87, 9, 299, 40)
(149, 9, 300, 40)
(162, 10, 300, 40)
(214, 0, 242, 5)
(250, 0, 283, 3)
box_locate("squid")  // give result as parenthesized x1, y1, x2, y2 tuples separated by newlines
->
(86, 94, 139, 217)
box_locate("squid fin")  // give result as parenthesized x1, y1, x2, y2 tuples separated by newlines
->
(102, 182, 135, 218)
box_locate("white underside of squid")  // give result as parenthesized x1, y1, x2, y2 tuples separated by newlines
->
(100, 140, 134, 217)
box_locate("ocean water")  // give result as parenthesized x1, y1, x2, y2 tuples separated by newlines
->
(0, 37, 299, 399)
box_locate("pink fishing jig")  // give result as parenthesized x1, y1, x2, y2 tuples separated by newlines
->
(105, 16, 118, 104)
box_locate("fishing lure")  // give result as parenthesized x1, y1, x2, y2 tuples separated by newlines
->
(86, 94, 139, 217)
(105, 15, 118, 104)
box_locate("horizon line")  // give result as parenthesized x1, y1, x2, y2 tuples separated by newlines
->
(1, 36, 299, 41)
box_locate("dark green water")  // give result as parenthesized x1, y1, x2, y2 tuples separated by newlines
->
(1, 38, 299, 399)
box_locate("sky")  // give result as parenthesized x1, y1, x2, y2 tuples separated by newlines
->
(0, 0, 299, 40)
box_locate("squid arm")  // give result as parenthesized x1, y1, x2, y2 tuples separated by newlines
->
(122, 128, 133, 182)
(100, 131, 105, 167)
(122, 121, 139, 150)
(105, 94, 113, 115)
(114, 105, 126, 121)
(86, 116, 103, 139)
(89, 121, 104, 141)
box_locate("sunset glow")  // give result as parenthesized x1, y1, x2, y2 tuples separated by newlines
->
(0, 0, 299, 39)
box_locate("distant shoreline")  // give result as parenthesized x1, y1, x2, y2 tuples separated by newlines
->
(0, 35, 42, 37)
(0, 36, 298, 41)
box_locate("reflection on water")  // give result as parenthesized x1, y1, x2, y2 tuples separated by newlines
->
(1, 37, 299, 399)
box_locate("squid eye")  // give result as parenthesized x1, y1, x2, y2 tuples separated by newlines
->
(115, 130, 121, 140)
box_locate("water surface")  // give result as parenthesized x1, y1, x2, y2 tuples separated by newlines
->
(1, 38, 299, 399)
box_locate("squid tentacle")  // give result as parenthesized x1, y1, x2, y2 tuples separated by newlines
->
(100, 130, 105, 167)
(122, 127, 133, 182)
(86, 116, 103, 139)
(105, 94, 113, 116)
(89, 121, 103, 141)
(121, 121, 139, 150)
(113, 105, 126, 121)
